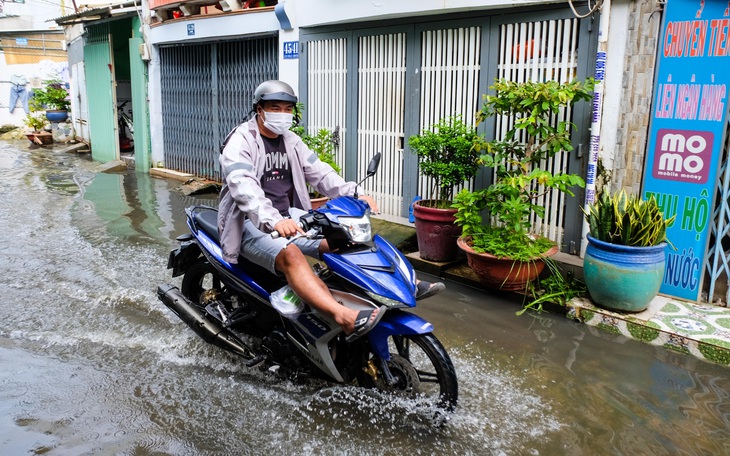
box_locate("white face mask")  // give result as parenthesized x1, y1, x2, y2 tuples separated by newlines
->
(261, 111, 293, 135)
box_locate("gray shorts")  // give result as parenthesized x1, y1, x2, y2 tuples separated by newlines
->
(240, 209, 322, 274)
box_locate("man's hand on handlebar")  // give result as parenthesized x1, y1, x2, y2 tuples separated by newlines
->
(358, 195, 380, 214)
(273, 218, 304, 239)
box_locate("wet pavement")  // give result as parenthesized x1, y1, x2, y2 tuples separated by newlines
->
(1, 139, 730, 455)
(417, 255, 730, 367)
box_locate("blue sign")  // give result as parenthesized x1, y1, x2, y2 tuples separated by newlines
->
(643, 0, 730, 301)
(187, 24, 195, 36)
(283, 41, 299, 60)
(15, 38, 28, 46)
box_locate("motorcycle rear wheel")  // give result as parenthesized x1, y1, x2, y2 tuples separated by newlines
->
(358, 333, 458, 413)
(181, 260, 221, 308)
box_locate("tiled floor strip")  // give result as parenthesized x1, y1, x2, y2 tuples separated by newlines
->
(567, 296, 730, 365)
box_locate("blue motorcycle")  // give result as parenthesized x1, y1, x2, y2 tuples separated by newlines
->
(157, 154, 458, 413)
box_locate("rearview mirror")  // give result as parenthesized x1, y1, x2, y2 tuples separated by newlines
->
(366, 153, 381, 177)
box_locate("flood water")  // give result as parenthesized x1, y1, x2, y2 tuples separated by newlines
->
(1, 139, 729, 455)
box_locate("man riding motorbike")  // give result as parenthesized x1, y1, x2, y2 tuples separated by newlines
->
(218, 80, 443, 341)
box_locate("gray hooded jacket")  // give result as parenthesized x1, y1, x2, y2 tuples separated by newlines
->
(218, 117, 360, 264)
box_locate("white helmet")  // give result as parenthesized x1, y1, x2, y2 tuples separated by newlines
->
(252, 80, 298, 108)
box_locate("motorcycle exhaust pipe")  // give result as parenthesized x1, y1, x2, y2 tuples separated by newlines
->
(157, 284, 255, 360)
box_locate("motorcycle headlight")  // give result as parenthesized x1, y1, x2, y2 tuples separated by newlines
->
(365, 291, 406, 308)
(339, 213, 372, 243)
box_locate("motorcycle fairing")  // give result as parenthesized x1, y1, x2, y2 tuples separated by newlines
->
(284, 289, 388, 382)
(322, 235, 417, 307)
(367, 310, 435, 360)
(168, 240, 200, 278)
(319, 195, 368, 218)
(284, 309, 345, 382)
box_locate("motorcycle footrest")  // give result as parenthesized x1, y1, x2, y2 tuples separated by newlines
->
(226, 309, 258, 328)
(245, 354, 267, 368)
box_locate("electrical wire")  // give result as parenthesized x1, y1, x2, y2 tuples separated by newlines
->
(132, 0, 145, 30)
(568, 0, 604, 18)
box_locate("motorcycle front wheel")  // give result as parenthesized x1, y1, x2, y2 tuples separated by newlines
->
(358, 333, 458, 413)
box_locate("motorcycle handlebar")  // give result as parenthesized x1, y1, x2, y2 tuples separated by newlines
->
(270, 222, 306, 240)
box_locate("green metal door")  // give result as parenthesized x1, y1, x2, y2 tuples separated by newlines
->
(84, 23, 119, 163)
(129, 18, 150, 172)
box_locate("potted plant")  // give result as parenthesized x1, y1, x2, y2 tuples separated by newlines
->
(292, 116, 342, 209)
(32, 79, 71, 122)
(23, 110, 53, 145)
(582, 189, 675, 312)
(304, 127, 341, 209)
(452, 78, 593, 291)
(408, 115, 480, 262)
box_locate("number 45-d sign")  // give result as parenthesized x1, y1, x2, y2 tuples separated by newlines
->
(283, 42, 298, 60)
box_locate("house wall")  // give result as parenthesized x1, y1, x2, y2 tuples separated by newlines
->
(291, 0, 565, 27)
(142, 0, 586, 167)
(608, 0, 663, 194)
(0, 33, 65, 131)
(143, 0, 661, 186)
(146, 7, 285, 166)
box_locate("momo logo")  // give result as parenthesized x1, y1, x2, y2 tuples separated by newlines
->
(652, 129, 713, 184)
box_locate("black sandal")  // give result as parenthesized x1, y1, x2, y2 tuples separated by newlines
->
(416, 281, 445, 300)
(346, 306, 387, 343)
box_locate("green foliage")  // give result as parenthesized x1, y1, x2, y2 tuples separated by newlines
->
(453, 188, 554, 261)
(290, 103, 341, 198)
(583, 189, 675, 247)
(24, 112, 46, 131)
(31, 79, 70, 112)
(408, 115, 480, 205)
(305, 128, 341, 174)
(519, 259, 587, 315)
(464, 226, 556, 262)
(290, 103, 341, 175)
(474, 79, 594, 159)
(453, 78, 594, 258)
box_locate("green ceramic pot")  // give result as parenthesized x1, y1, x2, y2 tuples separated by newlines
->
(584, 234, 667, 312)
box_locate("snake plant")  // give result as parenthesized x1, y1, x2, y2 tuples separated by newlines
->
(584, 189, 675, 247)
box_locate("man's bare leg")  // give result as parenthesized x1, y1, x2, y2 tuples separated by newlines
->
(275, 245, 379, 334)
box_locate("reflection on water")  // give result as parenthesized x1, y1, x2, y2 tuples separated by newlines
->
(79, 172, 172, 244)
(0, 139, 729, 455)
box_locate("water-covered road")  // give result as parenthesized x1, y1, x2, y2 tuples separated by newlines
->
(1, 139, 728, 455)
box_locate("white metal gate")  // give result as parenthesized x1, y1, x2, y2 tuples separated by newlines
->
(417, 26, 482, 203)
(300, 10, 592, 243)
(357, 33, 407, 222)
(306, 38, 349, 177)
(494, 18, 581, 244)
(71, 62, 89, 142)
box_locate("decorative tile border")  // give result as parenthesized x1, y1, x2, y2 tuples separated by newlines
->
(567, 297, 730, 366)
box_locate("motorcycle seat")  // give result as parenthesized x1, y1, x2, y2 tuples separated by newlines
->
(195, 209, 221, 244)
(193, 208, 286, 292)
